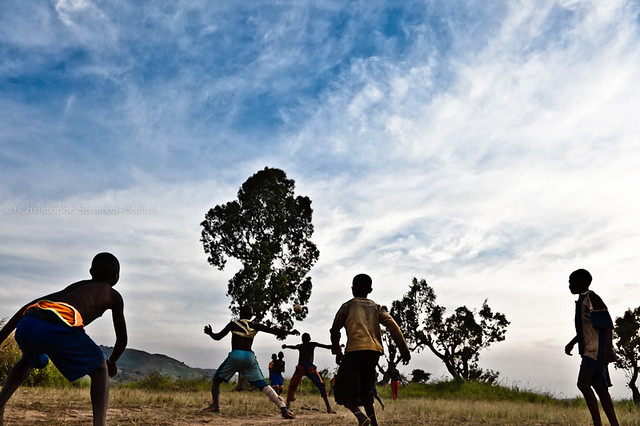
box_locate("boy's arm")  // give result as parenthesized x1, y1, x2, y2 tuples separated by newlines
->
(204, 322, 234, 340)
(252, 322, 299, 339)
(314, 342, 333, 350)
(565, 335, 578, 355)
(330, 310, 346, 363)
(281, 344, 298, 350)
(107, 291, 127, 377)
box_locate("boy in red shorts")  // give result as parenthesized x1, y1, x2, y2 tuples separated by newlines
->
(330, 273, 410, 426)
(0, 252, 127, 426)
(282, 333, 334, 413)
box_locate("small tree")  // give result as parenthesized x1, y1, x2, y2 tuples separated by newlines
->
(200, 167, 319, 330)
(391, 278, 509, 383)
(411, 369, 431, 384)
(614, 307, 640, 405)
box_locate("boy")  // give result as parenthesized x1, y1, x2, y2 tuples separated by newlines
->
(388, 366, 400, 400)
(282, 333, 334, 413)
(330, 273, 410, 426)
(268, 352, 285, 395)
(564, 269, 619, 426)
(0, 252, 127, 426)
(203, 304, 298, 419)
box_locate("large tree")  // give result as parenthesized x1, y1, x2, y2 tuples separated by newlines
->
(614, 307, 640, 405)
(386, 277, 509, 383)
(200, 167, 319, 331)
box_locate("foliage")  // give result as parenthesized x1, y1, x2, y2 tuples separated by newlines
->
(411, 368, 431, 384)
(200, 167, 319, 330)
(614, 307, 640, 405)
(386, 277, 509, 382)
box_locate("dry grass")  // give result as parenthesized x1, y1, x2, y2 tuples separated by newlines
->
(2, 387, 639, 425)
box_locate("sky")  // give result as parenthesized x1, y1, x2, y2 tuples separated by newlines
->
(1, 0, 640, 399)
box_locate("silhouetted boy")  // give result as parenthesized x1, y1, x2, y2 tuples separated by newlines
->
(268, 351, 285, 395)
(330, 273, 410, 426)
(564, 269, 619, 426)
(389, 366, 400, 400)
(203, 304, 298, 419)
(282, 333, 334, 413)
(0, 252, 127, 426)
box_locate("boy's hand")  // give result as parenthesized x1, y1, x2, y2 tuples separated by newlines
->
(204, 324, 212, 335)
(335, 352, 344, 365)
(290, 329, 300, 336)
(401, 351, 411, 365)
(106, 358, 118, 377)
(564, 342, 574, 356)
(282, 344, 286, 349)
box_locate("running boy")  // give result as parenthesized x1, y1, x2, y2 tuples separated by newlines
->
(203, 304, 298, 419)
(282, 333, 334, 413)
(0, 252, 127, 426)
(564, 269, 619, 426)
(330, 273, 410, 426)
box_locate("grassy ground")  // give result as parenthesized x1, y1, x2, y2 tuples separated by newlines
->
(2, 381, 640, 425)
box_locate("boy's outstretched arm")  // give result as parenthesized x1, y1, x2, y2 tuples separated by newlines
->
(315, 342, 332, 350)
(565, 336, 578, 355)
(204, 322, 234, 340)
(253, 323, 299, 339)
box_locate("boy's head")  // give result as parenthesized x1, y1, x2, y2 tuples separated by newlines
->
(271, 353, 277, 360)
(569, 269, 592, 294)
(90, 252, 120, 286)
(352, 273, 372, 297)
(278, 351, 284, 359)
(302, 332, 311, 343)
(239, 304, 254, 319)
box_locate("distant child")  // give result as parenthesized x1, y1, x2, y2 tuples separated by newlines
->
(268, 351, 285, 395)
(330, 273, 411, 426)
(388, 366, 400, 400)
(203, 304, 298, 419)
(282, 333, 334, 413)
(564, 269, 619, 426)
(0, 252, 127, 426)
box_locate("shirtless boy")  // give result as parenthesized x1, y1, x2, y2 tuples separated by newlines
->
(0, 252, 127, 426)
(282, 333, 334, 413)
(203, 304, 298, 419)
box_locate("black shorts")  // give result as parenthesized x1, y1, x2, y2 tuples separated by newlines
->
(580, 356, 612, 390)
(334, 350, 380, 407)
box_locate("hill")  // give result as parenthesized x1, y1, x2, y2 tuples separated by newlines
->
(100, 346, 215, 384)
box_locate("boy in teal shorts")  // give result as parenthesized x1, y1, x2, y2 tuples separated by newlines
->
(204, 304, 298, 419)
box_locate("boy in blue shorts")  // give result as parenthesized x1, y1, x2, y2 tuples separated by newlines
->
(0, 252, 127, 426)
(564, 269, 619, 426)
(268, 352, 285, 395)
(282, 333, 334, 413)
(204, 304, 298, 419)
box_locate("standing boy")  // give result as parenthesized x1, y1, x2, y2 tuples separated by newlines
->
(0, 252, 127, 426)
(330, 273, 410, 426)
(388, 366, 400, 401)
(282, 333, 334, 413)
(564, 269, 619, 426)
(268, 352, 285, 395)
(203, 304, 298, 419)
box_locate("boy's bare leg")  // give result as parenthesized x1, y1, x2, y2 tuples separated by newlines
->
(321, 394, 334, 413)
(210, 378, 223, 411)
(346, 405, 370, 426)
(88, 361, 109, 426)
(0, 357, 34, 425)
(577, 368, 602, 426)
(595, 388, 619, 426)
(364, 403, 378, 426)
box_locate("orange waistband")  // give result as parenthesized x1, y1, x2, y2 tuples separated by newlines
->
(24, 300, 84, 328)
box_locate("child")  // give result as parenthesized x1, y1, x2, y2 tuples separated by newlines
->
(330, 273, 410, 426)
(388, 366, 400, 400)
(282, 333, 334, 413)
(268, 352, 285, 395)
(564, 269, 619, 426)
(0, 252, 127, 426)
(203, 304, 298, 419)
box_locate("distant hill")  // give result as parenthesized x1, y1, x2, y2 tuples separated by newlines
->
(100, 346, 215, 384)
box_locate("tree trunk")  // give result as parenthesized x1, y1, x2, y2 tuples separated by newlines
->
(235, 373, 255, 391)
(630, 366, 640, 405)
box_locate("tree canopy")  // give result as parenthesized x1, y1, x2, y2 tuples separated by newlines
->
(386, 277, 509, 383)
(200, 167, 319, 330)
(614, 307, 640, 404)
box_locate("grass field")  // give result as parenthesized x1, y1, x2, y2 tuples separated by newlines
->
(2, 381, 639, 425)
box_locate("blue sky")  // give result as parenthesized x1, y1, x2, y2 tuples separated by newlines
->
(2, 0, 640, 398)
